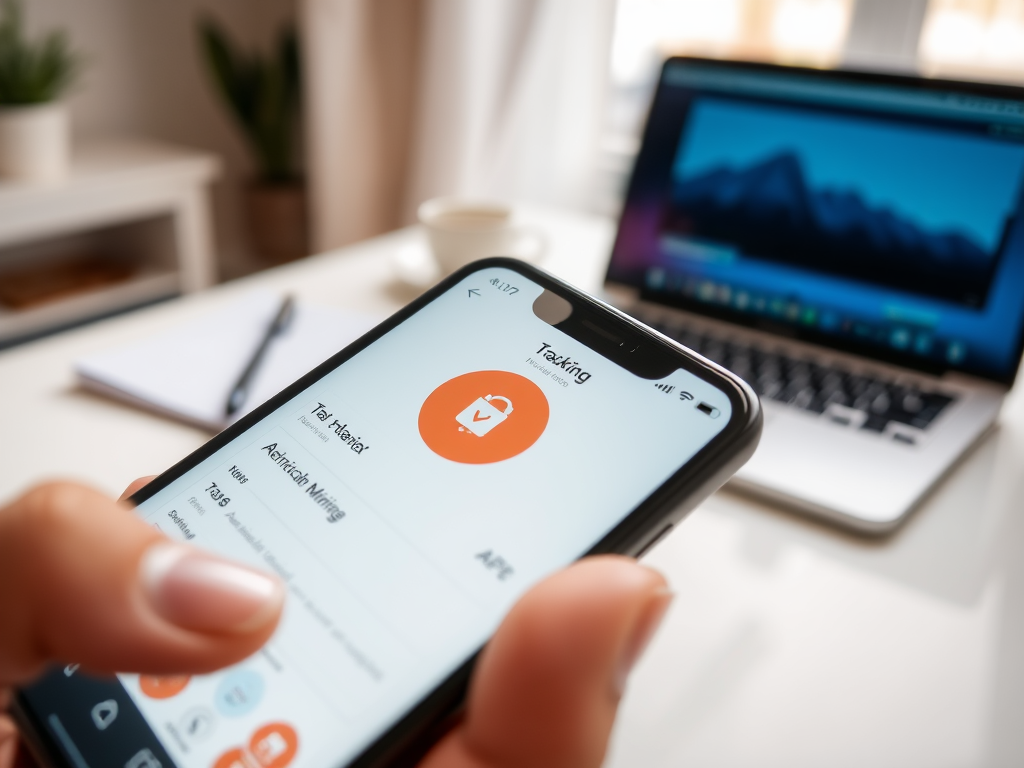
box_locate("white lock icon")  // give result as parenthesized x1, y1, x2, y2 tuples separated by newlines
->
(456, 394, 514, 437)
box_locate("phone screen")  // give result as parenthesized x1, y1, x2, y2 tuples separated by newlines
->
(23, 265, 735, 768)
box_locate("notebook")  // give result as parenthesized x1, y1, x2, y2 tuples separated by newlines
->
(77, 292, 382, 432)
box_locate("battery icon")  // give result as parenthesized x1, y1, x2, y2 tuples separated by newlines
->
(696, 402, 721, 419)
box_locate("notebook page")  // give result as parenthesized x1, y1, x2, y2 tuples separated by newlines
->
(76, 292, 382, 431)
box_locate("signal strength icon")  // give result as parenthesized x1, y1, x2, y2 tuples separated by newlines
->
(654, 383, 675, 395)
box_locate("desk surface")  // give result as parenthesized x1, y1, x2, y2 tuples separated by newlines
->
(2, 207, 1022, 768)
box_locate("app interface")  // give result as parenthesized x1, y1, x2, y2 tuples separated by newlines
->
(120, 267, 731, 768)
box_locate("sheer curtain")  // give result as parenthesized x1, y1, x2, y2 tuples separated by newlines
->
(301, 0, 616, 253)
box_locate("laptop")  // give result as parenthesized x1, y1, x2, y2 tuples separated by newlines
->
(604, 57, 1024, 533)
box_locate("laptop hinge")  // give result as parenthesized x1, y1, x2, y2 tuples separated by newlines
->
(615, 293, 1009, 395)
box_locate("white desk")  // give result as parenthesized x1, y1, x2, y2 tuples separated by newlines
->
(2, 208, 1022, 767)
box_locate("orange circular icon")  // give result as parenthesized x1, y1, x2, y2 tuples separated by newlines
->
(212, 723, 299, 768)
(248, 722, 299, 768)
(139, 675, 190, 699)
(212, 747, 248, 768)
(419, 370, 549, 464)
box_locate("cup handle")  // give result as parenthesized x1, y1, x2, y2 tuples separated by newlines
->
(508, 227, 548, 264)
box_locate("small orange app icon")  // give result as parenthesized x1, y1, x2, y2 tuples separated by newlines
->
(419, 370, 549, 464)
(213, 722, 298, 768)
(139, 675, 190, 700)
(212, 747, 248, 768)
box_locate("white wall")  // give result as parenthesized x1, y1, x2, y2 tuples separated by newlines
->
(24, 0, 297, 278)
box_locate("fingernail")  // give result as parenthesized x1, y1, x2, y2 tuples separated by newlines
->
(140, 543, 284, 634)
(614, 587, 674, 697)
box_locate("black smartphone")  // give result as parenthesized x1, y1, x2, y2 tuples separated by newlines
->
(15, 258, 761, 768)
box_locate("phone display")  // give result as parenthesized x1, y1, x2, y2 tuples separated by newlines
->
(17, 261, 759, 768)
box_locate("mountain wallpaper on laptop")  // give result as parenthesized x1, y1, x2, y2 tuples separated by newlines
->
(662, 152, 1010, 308)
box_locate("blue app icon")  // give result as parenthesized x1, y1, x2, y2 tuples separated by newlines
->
(214, 669, 265, 718)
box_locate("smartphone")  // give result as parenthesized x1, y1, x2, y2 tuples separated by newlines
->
(15, 258, 761, 768)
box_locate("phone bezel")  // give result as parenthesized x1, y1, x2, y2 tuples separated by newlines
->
(16, 257, 762, 768)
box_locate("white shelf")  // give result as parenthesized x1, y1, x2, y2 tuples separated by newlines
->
(0, 270, 180, 344)
(0, 138, 220, 344)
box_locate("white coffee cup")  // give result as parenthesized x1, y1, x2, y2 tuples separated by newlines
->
(417, 197, 546, 275)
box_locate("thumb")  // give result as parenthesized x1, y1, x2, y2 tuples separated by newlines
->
(0, 481, 284, 686)
(421, 556, 671, 768)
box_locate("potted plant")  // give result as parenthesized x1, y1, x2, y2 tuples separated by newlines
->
(0, 0, 79, 183)
(199, 18, 306, 265)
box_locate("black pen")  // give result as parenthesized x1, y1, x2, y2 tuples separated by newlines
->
(225, 295, 296, 419)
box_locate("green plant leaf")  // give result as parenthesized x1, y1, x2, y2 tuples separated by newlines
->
(0, 0, 79, 104)
(197, 16, 302, 182)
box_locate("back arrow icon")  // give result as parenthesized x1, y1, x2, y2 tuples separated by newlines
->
(91, 699, 118, 730)
(468, 289, 480, 297)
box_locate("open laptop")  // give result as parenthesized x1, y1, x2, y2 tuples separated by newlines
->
(605, 57, 1024, 533)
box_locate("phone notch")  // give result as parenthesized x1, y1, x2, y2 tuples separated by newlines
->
(532, 289, 676, 379)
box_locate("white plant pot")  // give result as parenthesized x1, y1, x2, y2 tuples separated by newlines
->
(0, 102, 70, 183)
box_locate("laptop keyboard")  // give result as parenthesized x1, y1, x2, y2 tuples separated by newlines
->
(646, 318, 957, 435)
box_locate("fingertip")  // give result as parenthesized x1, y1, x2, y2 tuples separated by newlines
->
(119, 476, 158, 503)
(565, 558, 674, 698)
(452, 556, 672, 768)
(0, 481, 282, 684)
(555, 554, 669, 599)
(613, 584, 673, 697)
(139, 543, 286, 636)
(503, 556, 669, 661)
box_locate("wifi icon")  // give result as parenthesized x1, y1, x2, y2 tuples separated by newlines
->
(679, 391, 694, 401)
(654, 383, 675, 395)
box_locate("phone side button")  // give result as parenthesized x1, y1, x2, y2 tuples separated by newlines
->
(635, 524, 673, 559)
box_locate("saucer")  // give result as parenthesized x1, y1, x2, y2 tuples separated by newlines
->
(392, 240, 441, 291)
(391, 237, 546, 291)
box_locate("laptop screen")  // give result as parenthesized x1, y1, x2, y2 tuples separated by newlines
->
(607, 58, 1024, 385)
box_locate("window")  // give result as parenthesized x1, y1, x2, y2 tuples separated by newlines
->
(593, 0, 1024, 216)
(608, 0, 855, 139)
(919, 0, 1024, 77)
(596, 0, 855, 215)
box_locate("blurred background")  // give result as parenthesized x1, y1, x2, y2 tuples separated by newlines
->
(2, 0, 1023, 345)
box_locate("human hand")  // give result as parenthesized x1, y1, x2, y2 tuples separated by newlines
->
(0, 478, 286, 767)
(0, 480, 670, 768)
(417, 555, 671, 768)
